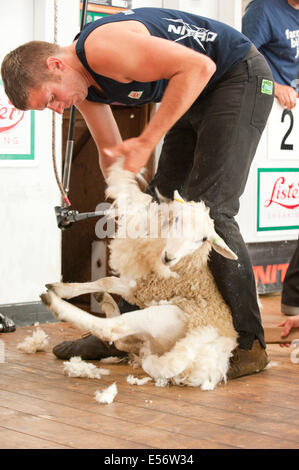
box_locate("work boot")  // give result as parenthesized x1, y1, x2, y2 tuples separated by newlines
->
(53, 333, 128, 361)
(227, 340, 269, 380)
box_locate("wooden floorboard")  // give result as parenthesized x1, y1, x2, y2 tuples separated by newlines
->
(0, 294, 298, 449)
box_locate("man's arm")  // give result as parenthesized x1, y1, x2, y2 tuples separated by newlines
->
(84, 22, 216, 173)
(242, 1, 298, 110)
(242, 1, 271, 50)
(75, 100, 122, 178)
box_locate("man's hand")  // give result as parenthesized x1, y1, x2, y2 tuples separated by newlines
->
(278, 316, 299, 347)
(275, 83, 298, 110)
(102, 137, 153, 174)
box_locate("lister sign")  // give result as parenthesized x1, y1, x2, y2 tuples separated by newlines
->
(0, 80, 34, 160)
(258, 169, 299, 231)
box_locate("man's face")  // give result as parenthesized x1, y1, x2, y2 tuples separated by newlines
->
(27, 68, 88, 113)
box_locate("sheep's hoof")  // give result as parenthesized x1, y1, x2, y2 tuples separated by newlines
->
(40, 292, 52, 307)
(46, 282, 62, 295)
(45, 282, 70, 299)
(40, 291, 60, 320)
(45, 283, 56, 290)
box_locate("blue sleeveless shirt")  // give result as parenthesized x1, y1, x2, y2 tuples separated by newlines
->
(75, 7, 252, 106)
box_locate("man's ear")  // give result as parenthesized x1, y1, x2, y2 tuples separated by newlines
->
(46, 56, 65, 72)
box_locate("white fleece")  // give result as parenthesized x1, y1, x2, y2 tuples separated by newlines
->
(17, 328, 49, 354)
(94, 382, 118, 404)
(63, 356, 110, 379)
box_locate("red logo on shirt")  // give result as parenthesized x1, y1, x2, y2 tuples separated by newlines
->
(128, 91, 144, 100)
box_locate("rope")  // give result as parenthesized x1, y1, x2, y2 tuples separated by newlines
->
(52, 0, 70, 206)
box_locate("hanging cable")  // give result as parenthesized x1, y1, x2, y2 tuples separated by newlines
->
(52, 0, 71, 206)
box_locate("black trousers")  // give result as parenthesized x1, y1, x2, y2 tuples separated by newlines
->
(146, 46, 274, 349)
(281, 237, 299, 313)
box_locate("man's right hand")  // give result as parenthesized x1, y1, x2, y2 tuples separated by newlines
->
(278, 316, 299, 347)
(275, 83, 298, 110)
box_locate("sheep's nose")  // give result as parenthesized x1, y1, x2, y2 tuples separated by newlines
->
(162, 252, 175, 265)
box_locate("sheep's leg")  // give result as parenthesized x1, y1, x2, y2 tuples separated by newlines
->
(41, 290, 131, 340)
(93, 292, 121, 318)
(40, 291, 186, 351)
(46, 276, 128, 300)
(93, 292, 140, 353)
(142, 339, 193, 383)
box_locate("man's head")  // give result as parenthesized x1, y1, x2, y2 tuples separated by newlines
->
(1, 40, 89, 113)
(1, 41, 61, 110)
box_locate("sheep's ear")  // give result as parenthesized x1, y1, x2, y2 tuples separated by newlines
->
(173, 190, 185, 204)
(210, 236, 238, 260)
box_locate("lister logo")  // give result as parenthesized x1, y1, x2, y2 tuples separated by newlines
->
(164, 18, 217, 50)
(264, 176, 299, 209)
(0, 94, 24, 133)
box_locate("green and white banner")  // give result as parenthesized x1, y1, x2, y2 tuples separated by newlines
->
(0, 80, 35, 161)
(257, 168, 299, 231)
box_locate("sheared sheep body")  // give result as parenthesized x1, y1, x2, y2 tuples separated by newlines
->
(42, 161, 238, 389)
(110, 238, 236, 340)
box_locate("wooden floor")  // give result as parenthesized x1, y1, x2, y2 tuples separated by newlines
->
(0, 294, 298, 450)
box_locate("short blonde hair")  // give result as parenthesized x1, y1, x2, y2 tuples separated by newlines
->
(1, 41, 61, 110)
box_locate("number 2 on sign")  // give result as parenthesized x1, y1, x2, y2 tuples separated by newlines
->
(280, 109, 294, 151)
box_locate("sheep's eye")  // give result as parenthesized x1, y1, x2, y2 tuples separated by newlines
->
(195, 237, 207, 244)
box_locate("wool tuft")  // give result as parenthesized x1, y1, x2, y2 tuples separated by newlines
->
(17, 328, 49, 354)
(94, 382, 118, 404)
(126, 375, 152, 385)
(63, 356, 110, 379)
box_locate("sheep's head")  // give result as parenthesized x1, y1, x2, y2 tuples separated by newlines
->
(161, 191, 237, 268)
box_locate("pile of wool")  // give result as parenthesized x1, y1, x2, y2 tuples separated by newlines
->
(126, 375, 152, 385)
(63, 356, 110, 379)
(17, 327, 49, 354)
(94, 382, 118, 404)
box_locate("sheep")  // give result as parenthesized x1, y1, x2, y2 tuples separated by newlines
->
(41, 161, 239, 390)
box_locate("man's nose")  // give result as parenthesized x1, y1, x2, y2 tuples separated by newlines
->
(48, 102, 64, 114)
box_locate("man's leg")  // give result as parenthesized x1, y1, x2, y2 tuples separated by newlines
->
(281, 238, 299, 316)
